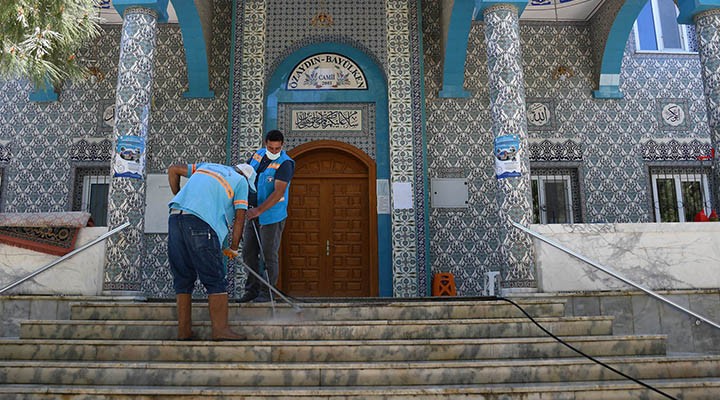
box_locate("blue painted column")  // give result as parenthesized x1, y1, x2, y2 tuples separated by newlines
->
(483, 4, 536, 292)
(103, 3, 166, 295)
(695, 9, 720, 212)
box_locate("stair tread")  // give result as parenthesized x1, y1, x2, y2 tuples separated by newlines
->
(70, 298, 567, 307)
(1, 378, 718, 394)
(2, 354, 719, 369)
(30, 316, 613, 325)
(0, 334, 666, 345)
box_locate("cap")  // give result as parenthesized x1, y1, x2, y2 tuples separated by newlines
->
(234, 163, 257, 193)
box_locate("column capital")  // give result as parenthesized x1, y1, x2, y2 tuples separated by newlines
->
(677, 0, 720, 24)
(474, 0, 527, 21)
(113, 0, 170, 23)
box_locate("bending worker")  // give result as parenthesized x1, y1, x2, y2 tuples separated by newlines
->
(167, 161, 257, 340)
(238, 130, 295, 303)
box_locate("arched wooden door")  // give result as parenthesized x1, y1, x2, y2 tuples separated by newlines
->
(281, 141, 378, 297)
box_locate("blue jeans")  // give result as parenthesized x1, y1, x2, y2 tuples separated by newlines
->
(241, 219, 285, 297)
(168, 213, 227, 294)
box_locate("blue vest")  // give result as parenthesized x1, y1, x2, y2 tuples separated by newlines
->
(250, 148, 294, 225)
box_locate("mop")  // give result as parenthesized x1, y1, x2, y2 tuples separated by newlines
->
(227, 218, 302, 316)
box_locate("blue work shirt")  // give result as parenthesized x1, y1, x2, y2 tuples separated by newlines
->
(169, 163, 249, 246)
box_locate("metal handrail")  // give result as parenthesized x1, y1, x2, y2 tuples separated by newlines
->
(0, 221, 131, 295)
(511, 221, 720, 331)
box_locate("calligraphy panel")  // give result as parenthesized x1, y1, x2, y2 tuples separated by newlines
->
(656, 99, 688, 131)
(291, 109, 363, 132)
(526, 98, 555, 132)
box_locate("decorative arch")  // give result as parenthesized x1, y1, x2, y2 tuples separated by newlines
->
(265, 43, 393, 296)
(593, 0, 650, 99)
(438, 0, 528, 98)
(172, 0, 214, 98)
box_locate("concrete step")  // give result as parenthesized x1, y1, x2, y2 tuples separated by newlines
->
(0, 335, 667, 362)
(0, 379, 718, 399)
(1, 356, 718, 387)
(19, 316, 614, 341)
(69, 299, 567, 321)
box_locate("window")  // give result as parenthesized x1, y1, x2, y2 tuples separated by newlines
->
(634, 0, 692, 52)
(72, 166, 111, 226)
(530, 168, 582, 224)
(650, 167, 712, 222)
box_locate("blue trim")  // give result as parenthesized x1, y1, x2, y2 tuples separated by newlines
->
(417, 0, 432, 297)
(265, 43, 393, 297)
(593, 86, 625, 99)
(29, 80, 58, 102)
(377, 214, 393, 297)
(594, 0, 648, 99)
(473, 0, 529, 21)
(678, 0, 720, 24)
(172, 0, 214, 98)
(113, 0, 170, 22)
(439, 0, 474, 98)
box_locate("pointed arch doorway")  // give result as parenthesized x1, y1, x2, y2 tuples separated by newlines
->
(280, 140, 378, 297)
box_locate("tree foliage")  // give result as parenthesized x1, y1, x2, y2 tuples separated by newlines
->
(0, 0, 101, 88)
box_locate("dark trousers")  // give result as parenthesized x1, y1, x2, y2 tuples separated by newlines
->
(241, 219, 285, 297)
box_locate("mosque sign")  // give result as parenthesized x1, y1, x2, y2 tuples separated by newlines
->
(288, 53, 367, 90)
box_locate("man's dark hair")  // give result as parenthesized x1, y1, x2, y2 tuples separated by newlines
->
(265, 130, 284, 143)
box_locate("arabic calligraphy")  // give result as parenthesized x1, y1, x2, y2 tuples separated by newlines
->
(661, 103, 685, 127)
(292, 110, 363, 131)
(527, 103, 550, 127)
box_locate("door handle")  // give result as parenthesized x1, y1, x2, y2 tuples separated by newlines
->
(326, 240, 330, 256)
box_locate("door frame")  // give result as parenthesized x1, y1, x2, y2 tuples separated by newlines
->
(286, 140, 379, 296)
(264, 42, 393, 296)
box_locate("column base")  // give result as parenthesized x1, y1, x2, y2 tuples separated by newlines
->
(102, 290, 147, 300)
(499, 286, 538, 297)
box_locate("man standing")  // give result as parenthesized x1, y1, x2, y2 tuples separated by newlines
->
(167, 162, 256, 340)
(238, 130, 295, 303)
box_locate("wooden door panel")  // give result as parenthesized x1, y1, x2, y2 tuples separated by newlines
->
(281, 146, 374, 298)
(283, 180, 323, 296)
(328, 178, 369, 296)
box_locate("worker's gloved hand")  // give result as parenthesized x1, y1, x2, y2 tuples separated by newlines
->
(222, 248, 239, 259)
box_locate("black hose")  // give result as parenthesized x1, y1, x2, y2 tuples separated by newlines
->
(497, 296, 678, 400)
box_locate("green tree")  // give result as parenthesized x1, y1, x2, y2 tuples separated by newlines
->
(0, 0, 101, 88)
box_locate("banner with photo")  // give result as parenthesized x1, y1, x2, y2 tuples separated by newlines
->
(494, 134, 522, 180)
(113, 135, 145, 180)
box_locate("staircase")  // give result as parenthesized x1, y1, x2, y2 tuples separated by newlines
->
(0, 298, 719, 399)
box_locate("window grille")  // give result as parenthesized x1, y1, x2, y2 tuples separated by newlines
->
(649, 166, 713, 222)
(530, 167, 582, 224)
(72, 167, 111, 226)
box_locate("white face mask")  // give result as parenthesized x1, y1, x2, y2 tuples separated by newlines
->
(266, 148, 281, 160)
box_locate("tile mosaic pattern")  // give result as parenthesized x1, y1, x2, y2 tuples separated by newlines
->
(695, 9, 720, 213)
(407, 0, 429, 296)
(386, 0, 419, 297)
(0, 2, 231, 298)
(0, 2, 714, 298)
(235, 0, 267, 158)
(265, 0, 388, 79)
(69, 139, 113, 162)
(104, 7, 158, 293)
(588, 0, 622, 82)
(422, 2, 712, 294)
(484, 5, 536, 289)
(529, 139, 582, 162)
(232, 0, 425, 297)
(641, 139, 713, 161)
